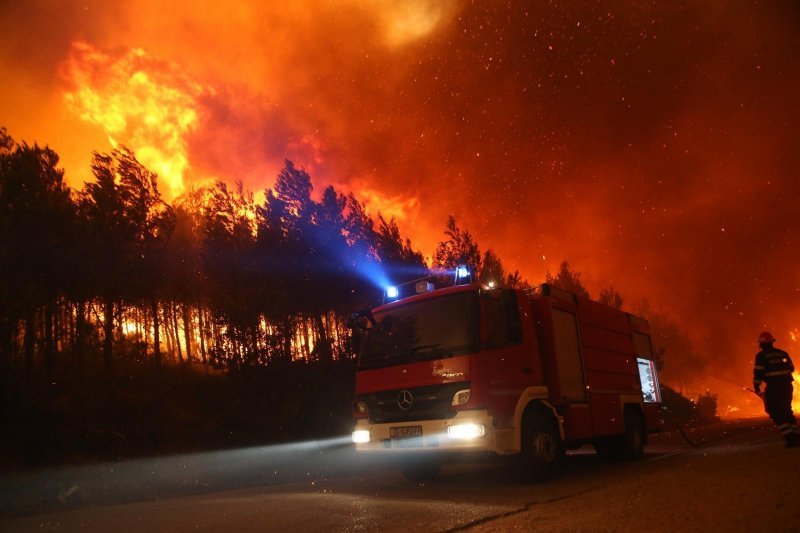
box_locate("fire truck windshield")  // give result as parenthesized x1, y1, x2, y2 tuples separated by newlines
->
(358, 291, 479, 369)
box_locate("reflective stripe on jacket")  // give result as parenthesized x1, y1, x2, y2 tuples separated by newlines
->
(754, 348, 795, 386)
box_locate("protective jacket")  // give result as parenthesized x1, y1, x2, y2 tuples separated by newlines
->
(753, 347, 794, 387)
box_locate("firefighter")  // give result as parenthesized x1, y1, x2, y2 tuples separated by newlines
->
(753, 331, 799, 447)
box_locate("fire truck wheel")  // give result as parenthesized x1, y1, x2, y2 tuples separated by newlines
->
(399, 457, 441, 483)
(520, 410, 563, 482)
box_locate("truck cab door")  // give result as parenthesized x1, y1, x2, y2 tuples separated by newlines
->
(480, 290, 538, 412)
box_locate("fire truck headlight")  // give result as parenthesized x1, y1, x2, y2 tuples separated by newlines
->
(447, 423, 485, 440)
(451, 389, 471, 406)
(352, 430, 371, 443)
(386, 286, 399, 299)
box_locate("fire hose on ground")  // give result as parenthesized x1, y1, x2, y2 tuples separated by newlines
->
(660, 375, 764, 448)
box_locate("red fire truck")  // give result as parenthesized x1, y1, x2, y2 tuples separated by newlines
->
(350, 271, 662, 481)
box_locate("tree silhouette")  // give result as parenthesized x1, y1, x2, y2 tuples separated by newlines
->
(343, 193, 385, 304)
(599, 285, 624, 310)
(376, 214, 426, 283)
(433, 220, 530, 289)
(162, 197, 207, 364)
(479, 249, 505, 286)
(504, 270, 530, 289)
(272, 160, 315, 239)
(0, 135, 75, 395)
(434, 215, 482, 274)
(79, 147, 173, 386)
(199, 181, 260, 366)
(545, 261, 590, 299)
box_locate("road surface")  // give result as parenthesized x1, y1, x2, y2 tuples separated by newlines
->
(2, 418, 798, 532)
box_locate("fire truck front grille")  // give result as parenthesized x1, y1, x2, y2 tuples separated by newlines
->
(359, 382, 469, 423)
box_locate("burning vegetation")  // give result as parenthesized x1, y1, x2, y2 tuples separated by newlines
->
(62, 41, 208, 199)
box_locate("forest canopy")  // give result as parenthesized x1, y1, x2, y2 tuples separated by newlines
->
(0, 127, 533, 391)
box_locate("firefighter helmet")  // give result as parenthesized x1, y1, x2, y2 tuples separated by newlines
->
(758, 331, 775, 344)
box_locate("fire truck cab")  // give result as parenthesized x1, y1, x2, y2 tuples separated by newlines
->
(350, 274, 662, 482)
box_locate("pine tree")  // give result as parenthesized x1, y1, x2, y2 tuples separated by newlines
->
(0, 133, 75, 395)
(434, 215, 482, 274)
(545, 261, 590, 298)
(599, 286, 624, 309)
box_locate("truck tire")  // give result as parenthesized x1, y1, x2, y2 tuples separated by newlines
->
(399, 457, 441, 483)
(519, 410, 563, 482)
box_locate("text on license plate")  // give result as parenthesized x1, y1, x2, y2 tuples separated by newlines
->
(390, 425, 423, 439)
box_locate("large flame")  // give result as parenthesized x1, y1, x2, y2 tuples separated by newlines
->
(786, 330, 800, 414)
(348, 180, 420, 224)
(62, 41, 209, 199)
(794, 371, 800, 414)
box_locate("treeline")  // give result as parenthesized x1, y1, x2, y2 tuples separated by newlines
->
(0, 127, 531, 406)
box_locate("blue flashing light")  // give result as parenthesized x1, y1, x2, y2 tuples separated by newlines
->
(456, 266, 470, 279)
(386, 286, 399, 299)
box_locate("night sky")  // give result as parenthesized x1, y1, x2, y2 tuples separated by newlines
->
(2, 1, 799, 408)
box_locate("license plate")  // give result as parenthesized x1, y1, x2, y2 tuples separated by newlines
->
(390, 425, 423, 439)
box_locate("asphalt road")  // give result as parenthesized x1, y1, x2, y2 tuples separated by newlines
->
(1, 418, 794, 532)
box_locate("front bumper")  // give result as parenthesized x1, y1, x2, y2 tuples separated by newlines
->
(353, 409, 497, 454)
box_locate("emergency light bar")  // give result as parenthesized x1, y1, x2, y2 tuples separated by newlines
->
(381, 265, 473, 303)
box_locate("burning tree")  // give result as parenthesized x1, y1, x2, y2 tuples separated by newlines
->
(79, 148, 175, 383)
